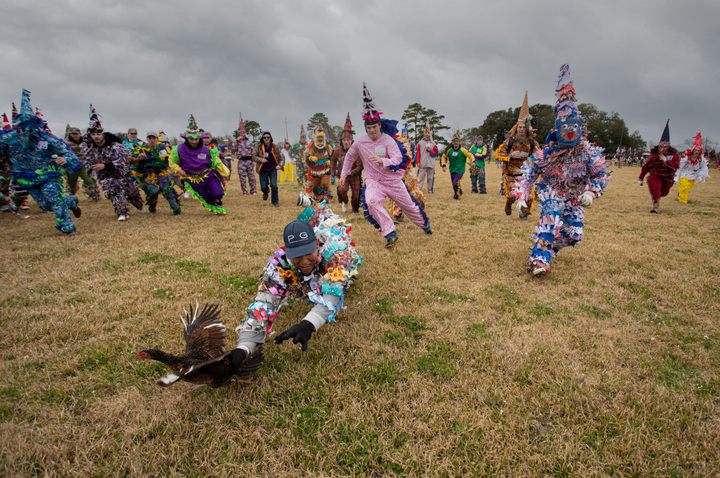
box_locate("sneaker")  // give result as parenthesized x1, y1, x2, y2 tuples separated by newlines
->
(528, 262, 550, 277)
(183, 192, 191, 199)
(518, 211, 529, 220)
(341, 203, 347, 213)
(71, 206, 82, 218)
(139, 205, 148, 214)
(117, 215, 128, 221)
(148, 203, 157, 213)
(384, 231, 398, 249)
(173, 208, 181, 216)
(424, 227, 433, 235)
(263, 191, 269, 201)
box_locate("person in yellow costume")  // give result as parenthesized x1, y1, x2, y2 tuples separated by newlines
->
(675, 131, 709, 204)
(440, 130, 474, 200)
(494, 91, 540, 219)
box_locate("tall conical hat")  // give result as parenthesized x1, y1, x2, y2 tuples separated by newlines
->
(691, 130, 702, 150)
(1, 113, 10, 130)
(554, 64, 581, 121)
(299, 124, 307, 143)
(361, 82, 382, 125)
(182, 114, 201, 139)
(659, 119, 670, 144)
(11, 102, 18, 124)
(237, 112, 246, 137)
(343, 112, 354, 134)
(88, 104, 103, 131)
(401, 121, 409, 137)
(15, 89, 42, 128)
(518, 90, 530, 124)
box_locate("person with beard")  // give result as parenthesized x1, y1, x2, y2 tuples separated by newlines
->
(131, 132, 181, 215)
(169, 115, 229, 215)
(332, 113, 361, 213)
(254, 131, 284, 207)
(675, 131, 709, 205)
(81, 105, 144, 221)
(64, 126, 100, 202)
(340, 83, 431, 248)
(495, 91, 540, 219)
(304, 128, 334, 202)
(638, 120, 680, 213)
(0, 90, 82, 233)
(440, 130, 474, 200)
(515, 65, 610, 276)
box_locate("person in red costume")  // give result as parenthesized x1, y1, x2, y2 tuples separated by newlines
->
(638, 120, 680, 213)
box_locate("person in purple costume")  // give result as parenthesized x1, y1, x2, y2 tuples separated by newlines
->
(169, 114, 229, 215)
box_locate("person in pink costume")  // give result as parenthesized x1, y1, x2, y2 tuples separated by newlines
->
(339, 82, 431, 248)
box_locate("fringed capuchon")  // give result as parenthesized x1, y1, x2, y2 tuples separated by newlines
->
(184, 181, 227, 215)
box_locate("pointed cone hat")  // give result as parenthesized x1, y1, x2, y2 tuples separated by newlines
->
(692, 130, 702, 151)
(343, 112, 354, 134)
(361, 82, 382, 124)
(299, 124, 307, 143)
(88, 104, 103, 131)
(554, 64, 581, 122)
(518, 90, 530, 124)
(659, 119, 670, 144)
(15, 89, 42, 128)
(1, 113, 10, 130)
(182, 114, 201, 139)
(237, 112, 246, 137)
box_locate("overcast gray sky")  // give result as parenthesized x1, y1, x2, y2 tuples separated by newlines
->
(2, 0, 718, 146)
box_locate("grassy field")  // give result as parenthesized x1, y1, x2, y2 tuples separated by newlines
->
(1, 163, 719, 477)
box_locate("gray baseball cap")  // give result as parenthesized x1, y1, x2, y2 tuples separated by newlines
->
(283, 221, 317, 259)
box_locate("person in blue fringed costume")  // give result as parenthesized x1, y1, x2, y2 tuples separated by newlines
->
(0, 89, 82, 233)
(514, 65, 610, 276)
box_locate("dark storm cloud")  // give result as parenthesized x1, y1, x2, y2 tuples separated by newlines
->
(2, 0, 718, 146)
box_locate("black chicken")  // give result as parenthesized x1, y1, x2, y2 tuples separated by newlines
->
(136, 302, 263, 389)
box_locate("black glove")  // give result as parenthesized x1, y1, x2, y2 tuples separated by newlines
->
(274, 320, 315, 351)
(228, 348, 248, 370)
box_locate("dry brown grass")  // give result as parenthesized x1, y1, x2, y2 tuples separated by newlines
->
(1, 164, 719, 477)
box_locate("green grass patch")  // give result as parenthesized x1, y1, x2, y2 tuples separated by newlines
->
(467, 322, 491, 340)
(424, 286, 472, 303)
(361, 361, 400, 389)
(221, 273, 259, 291)
(152, 288, 175, 300)
(655, 352, 698, 388)
(389, 315, 427, 340)
(373, 298, 393, 316)
(416, 343, 459, 379)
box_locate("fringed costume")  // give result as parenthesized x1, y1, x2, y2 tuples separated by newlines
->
(516, 64, 610, 276)
(0, 90, 82, 232)
(674, 131, 709, 204)
(170, 115, 228, 215)
(304, 128, 334, 202)
(639, 120, 680, 213)
(495, 91, 540, 218)
(233, 203, 362, 361)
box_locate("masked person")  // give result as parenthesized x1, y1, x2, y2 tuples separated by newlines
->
(638, 120, 680, 213)
(515, 65, 610, 276)
(675, 131, 710, 204)
(0, 90, 82, 232)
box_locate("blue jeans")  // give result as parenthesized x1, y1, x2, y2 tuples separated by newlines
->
(259, 169, 278, 205)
